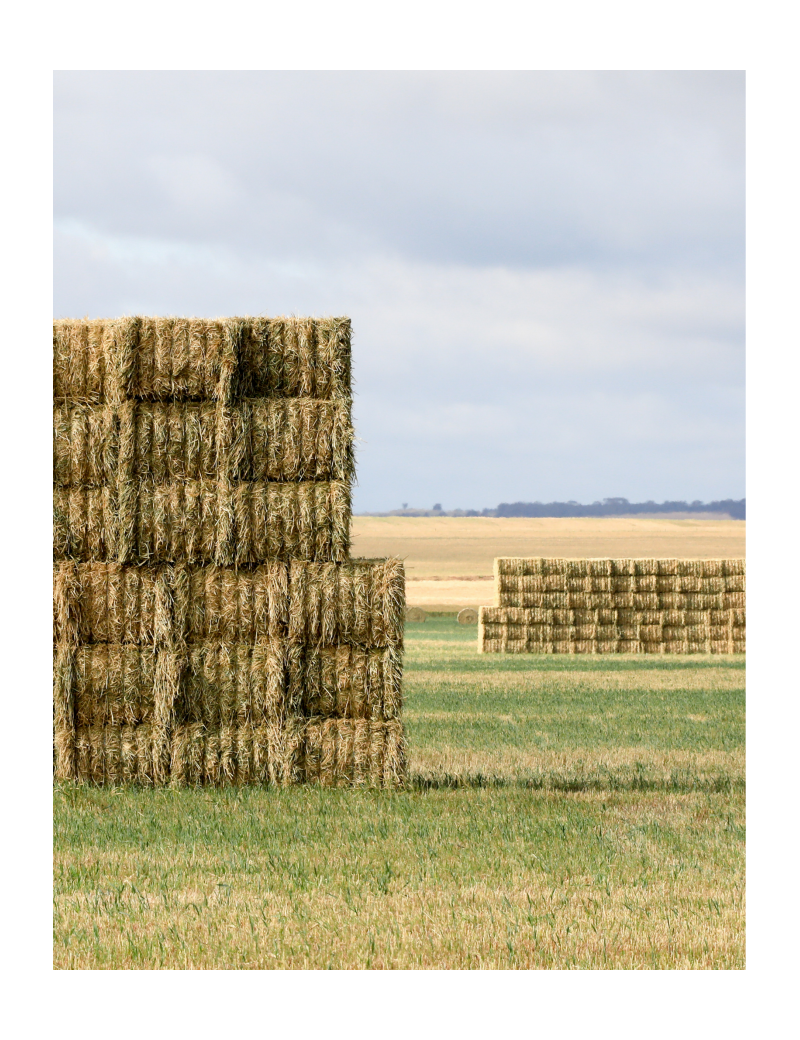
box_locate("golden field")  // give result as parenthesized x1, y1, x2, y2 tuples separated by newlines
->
(351, 516, 746, 611)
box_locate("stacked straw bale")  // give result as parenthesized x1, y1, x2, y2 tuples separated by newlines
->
(478, 558, 745, 654)
(54, 317, 406, 786)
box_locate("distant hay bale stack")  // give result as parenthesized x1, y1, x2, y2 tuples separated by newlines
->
(53, 315, 405, 787)
(479, 558, 745, 655)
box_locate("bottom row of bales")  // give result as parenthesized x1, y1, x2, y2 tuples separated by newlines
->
(70, 719, 405, 788)
(479, 607, 746, 654)
(54, 557, 407, 787)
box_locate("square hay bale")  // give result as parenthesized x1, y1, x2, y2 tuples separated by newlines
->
(301, 719, 405, 788)
(178, 642, 289, 727)
(288, 558, 404, 648)
(73, 644, 157, 727)
(288, 645, 402, 720)
(53, 319, 113, 402)
(494, 558, 524, 578)
(684, 593, 725, 611)
(722, 559, 746, 577)
(723, 592, 746, 609)
(587, 559, 613, 578)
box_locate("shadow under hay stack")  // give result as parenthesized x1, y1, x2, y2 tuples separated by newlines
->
(53, 316, 406, 786)
(479, 558, 745, 654)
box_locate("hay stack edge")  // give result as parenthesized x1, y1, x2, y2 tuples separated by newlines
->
(479, 557, 745, 654)
(53, 316, 406, 787)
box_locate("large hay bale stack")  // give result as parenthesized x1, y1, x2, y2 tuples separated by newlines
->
(478, 557, 745, 654)
(53, 316, 406, 786)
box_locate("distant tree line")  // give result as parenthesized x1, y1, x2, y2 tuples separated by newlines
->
(492, 498, 746, 520)
(363, 498, 745, 519)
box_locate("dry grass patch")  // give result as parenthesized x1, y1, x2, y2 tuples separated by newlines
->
(54, 786, 744, 969)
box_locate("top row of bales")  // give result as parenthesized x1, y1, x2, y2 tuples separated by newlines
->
(494, 558, 745, 579)
(53, 317, 352, 404)
(53, 318, 355, 567)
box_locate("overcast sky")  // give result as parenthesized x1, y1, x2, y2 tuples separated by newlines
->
(54, 71, 744, 512)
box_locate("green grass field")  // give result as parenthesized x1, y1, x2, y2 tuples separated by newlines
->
(53, 619, 745, 969)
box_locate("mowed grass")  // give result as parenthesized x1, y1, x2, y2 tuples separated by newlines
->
(54, 619, 745, 970)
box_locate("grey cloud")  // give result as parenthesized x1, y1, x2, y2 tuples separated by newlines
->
(55, 71, 744, 272)
(53, 71, 745, 510)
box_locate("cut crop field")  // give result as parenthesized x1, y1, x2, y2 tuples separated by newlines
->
(54, 619, 745, 969)
(351, 516, 745, 611)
